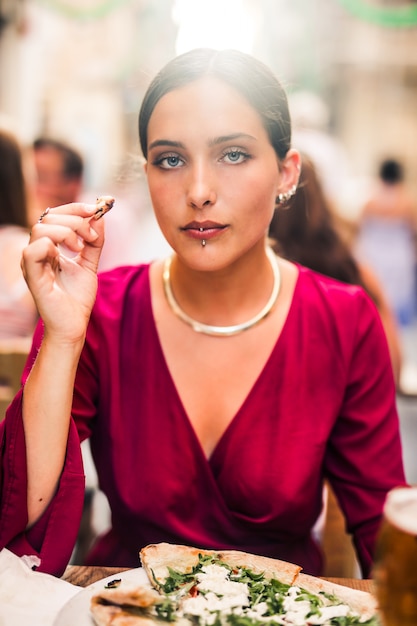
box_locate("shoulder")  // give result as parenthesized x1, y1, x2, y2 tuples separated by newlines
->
(295, 264, 380, 337)
(296, 264, 369, 304)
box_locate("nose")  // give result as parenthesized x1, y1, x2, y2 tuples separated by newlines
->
(186, 161, 217, 209)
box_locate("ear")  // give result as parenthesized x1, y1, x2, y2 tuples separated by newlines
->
(276, 149, 301, 196)
(143, 161, 148, 174)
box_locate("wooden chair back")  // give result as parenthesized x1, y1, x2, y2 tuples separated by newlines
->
(0, 338, 31, 421)
(321, 482, 360, 577)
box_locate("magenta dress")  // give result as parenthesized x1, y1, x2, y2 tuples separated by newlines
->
(0, 264, 406, 577)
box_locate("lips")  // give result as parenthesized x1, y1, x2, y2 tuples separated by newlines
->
(183, 220, 226, 231)
(182, 220, 227, 241)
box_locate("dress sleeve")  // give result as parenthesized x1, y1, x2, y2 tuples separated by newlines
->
(0, 323, 86, 576)
(325, 290, 407, 577)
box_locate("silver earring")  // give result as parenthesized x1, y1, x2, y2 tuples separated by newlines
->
(276, 184, 297, 206)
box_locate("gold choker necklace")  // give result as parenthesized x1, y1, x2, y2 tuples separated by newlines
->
(162, 247, 281, 337)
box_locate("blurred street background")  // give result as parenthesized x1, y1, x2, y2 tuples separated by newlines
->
(1, 0, 417, 485)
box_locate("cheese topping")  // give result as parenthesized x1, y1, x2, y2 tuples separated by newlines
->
(155, 558, 378, 626)
(181, 564, 249, 621)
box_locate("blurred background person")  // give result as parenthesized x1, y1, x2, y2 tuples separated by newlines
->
(30, 137, 84, 222)
(355, 158, 417, 328)
(30, 139, 171, 272)
(0, 128, 38, 339)
(269, 153, 402, 387)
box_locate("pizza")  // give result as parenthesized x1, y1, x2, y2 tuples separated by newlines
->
(90, 543, 379, 626)
(94, 195, 115, 220)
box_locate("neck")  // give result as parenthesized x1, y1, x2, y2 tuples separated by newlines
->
(166, 246, 279, 329)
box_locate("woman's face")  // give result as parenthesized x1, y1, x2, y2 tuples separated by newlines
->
(145, 76, 296, 270)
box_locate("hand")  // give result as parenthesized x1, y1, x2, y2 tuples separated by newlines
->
(22, 202, 106, 343)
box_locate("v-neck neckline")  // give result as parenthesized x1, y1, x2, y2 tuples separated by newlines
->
(145, 263, 302, 463)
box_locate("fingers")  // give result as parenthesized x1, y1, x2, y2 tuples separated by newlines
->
(78, 217, 106, 272)
(24, 202, 109, 287)
(30, 203, 104, 253)
(20, 202, 110, 338)
(21, 235, 62, 282)
(31, 219, 100, 254)
(37, 202, 98, 220)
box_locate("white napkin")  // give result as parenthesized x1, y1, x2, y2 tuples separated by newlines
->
(0, 548, 81, 626)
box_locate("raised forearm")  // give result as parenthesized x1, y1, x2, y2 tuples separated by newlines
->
(19, 202, 108, 525)
(23, 334, 86, 526)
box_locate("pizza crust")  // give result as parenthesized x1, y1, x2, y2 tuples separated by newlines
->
(91, 584, 166, 626)
(140, 543, 301, 587)
(211, 549, 301, 585)
(92, 584, 162, 608)
(295, 572, 377, 620)
(90, 602, 158, 626)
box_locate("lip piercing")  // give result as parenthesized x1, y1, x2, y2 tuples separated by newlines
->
(199, 227, 206, 247)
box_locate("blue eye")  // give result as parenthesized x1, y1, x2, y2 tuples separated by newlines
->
(153, 154, 184, 169)
(221, 149, 251, 164)
(166, 156, 181, 167)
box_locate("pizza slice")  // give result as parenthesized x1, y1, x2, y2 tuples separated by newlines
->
(90, 584, 173, 626)
(90, 543, 379, 626)
(140, 542, 301, 589)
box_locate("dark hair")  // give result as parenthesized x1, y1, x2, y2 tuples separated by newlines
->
(138, 48, 291, 161)
(33, 137, 84, 180)
(0, 130, 28, 228)
(379, 158, 404, 184)
(269, 153, 368, 290)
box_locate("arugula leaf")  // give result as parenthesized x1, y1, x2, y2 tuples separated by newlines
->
(226, 615, 264, 626)
(158, 567, 196, 594)
(154, 598, 177, 622)
(329, 616, 380, 625)
(155, 554, 222, 594)
(296, 588, 325, 608)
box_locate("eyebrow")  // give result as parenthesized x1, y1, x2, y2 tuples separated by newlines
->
(148, 139, 185, 151)
(208, 133, 256, 146)
(147, 133, 256, 152)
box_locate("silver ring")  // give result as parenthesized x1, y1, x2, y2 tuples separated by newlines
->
(38, 207, 50, 223)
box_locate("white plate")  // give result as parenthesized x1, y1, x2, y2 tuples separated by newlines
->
(54, 567, 149, 626)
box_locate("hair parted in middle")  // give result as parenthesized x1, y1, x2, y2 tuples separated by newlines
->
(138, 48, 292, 162)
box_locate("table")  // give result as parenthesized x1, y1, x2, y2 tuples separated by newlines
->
(62, 565, 374, 593)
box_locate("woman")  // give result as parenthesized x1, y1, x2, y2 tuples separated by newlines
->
(356, 158, 417, 327)
(0, 129, 38, 339)
(0, 49, 406, 578)
(269, 153, 402, 386)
